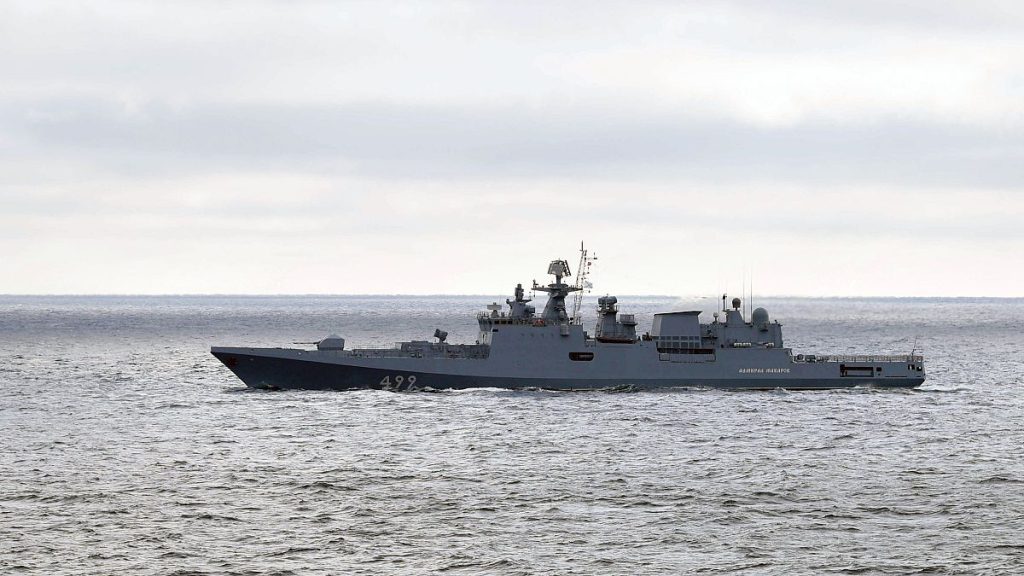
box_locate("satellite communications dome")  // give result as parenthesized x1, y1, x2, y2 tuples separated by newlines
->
(752, 307, 769, 325)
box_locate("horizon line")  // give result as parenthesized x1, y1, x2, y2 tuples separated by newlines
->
(1, 293, 1021, 300)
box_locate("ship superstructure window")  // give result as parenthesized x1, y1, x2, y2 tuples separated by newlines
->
(569, 352, 594, 361)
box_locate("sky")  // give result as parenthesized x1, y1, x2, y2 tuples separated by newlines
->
(1, 0, 1022, 296)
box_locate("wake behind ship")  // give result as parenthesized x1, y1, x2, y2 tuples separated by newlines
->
(212, 252, 925, 391)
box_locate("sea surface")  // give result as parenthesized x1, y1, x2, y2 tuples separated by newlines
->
(1, 295, 1022, 575)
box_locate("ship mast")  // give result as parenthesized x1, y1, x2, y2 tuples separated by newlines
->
(570, 242, 596, 325)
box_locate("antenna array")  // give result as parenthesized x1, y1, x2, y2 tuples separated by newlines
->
(570, 242, 596, 324)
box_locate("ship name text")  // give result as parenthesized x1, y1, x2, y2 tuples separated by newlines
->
(738, 368, 792, 374)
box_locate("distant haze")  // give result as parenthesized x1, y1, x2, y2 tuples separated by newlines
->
(2, 1, 1022, 296)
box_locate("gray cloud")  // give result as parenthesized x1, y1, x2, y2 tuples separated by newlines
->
(730, 0, 1024, 34)
(1, 0, 1022, 295)
(5, 97, 1024, 190)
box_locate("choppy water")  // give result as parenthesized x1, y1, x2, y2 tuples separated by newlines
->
(1, 295, 1023, 575)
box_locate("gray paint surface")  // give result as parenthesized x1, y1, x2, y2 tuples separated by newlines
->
(212, 260, 925, 391)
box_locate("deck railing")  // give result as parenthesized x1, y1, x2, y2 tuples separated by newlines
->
(478, 314, 584, 326)
(349, 343, 490, 360)
(795, 354, 923, 363)
(348, 348, 411, 358)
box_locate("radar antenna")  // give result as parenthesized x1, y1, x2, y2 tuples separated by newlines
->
(570, 241, 597, 325)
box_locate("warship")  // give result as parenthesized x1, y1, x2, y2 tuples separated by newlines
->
(212, 249, 925, 391)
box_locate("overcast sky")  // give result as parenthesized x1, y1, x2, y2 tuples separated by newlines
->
(2, 0, 1022, 296)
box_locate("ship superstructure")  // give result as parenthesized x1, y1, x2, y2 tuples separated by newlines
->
(212, 252, 925, 391)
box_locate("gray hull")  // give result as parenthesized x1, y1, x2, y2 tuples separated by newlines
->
(211, 346, 925, 392)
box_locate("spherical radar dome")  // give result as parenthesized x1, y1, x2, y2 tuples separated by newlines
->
(752, 307, 770, 325)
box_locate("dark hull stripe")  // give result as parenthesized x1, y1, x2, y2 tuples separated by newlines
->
(212, 351, 924, 392)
